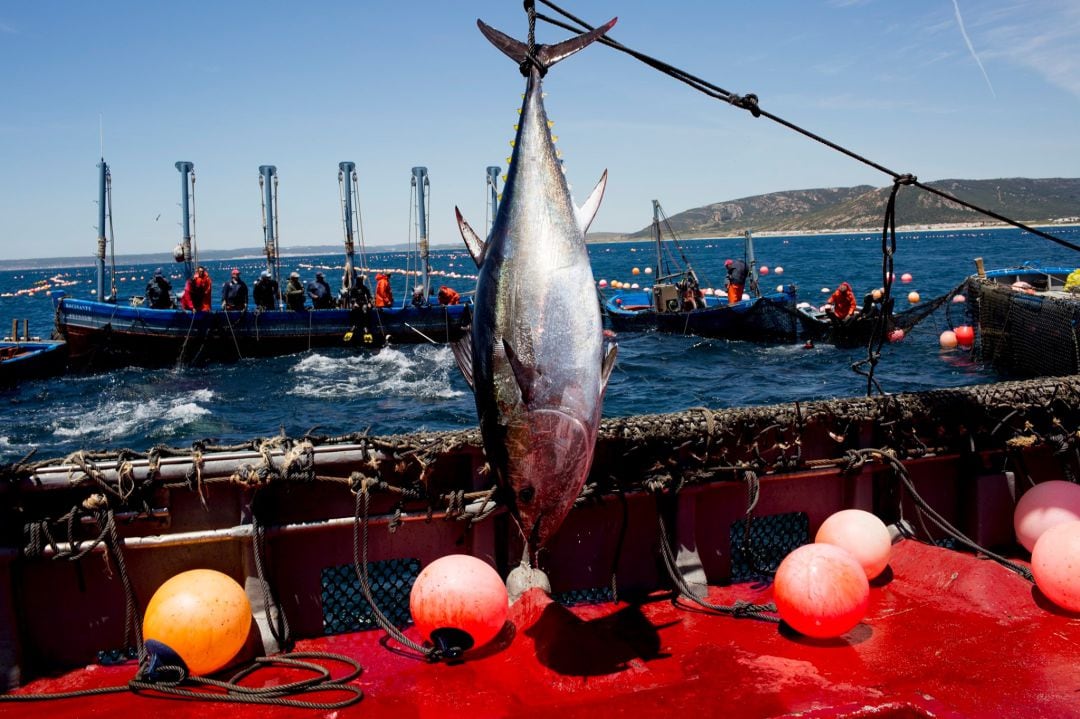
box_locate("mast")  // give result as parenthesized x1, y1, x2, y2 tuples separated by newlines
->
(652, 199, 662, 278)
(95, 159, 108, 300)
(339, 161, 356, 291)
(259, 165, 278, 280)
(175, 161, 195, 280)
(744, 229, 760, 297)
(486, 165, 501, 235)
(411, 166, 430, 304)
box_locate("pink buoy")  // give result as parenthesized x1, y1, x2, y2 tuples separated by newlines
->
(888, 329, 905, 342)
(597, 279, 608, 288)
(1014, 480, 1080, 552)
(773, 543, 869, 638)
(901, 273, 913, 283)
(939, 330, 958, 349)
(952, 294, 966, 304)
(410, 554, 509, 657)
(954, 325, 974, 348)
(759, 266, 770, 275)
(1032, 520, 1080, 612)
(774, 266, 784, 275)
(815, 509, 892, 579)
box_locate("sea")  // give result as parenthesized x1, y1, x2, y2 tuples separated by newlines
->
(2, 226, 1079, 464)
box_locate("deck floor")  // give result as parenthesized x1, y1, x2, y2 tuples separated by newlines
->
(5, 540, 1080, 718)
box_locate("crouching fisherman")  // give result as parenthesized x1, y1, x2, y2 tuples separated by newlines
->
(221, 268, 248, 311)
(144, 268, 175, 309)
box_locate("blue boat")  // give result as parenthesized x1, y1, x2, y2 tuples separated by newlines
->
(604, 201, 799, 341)
(0, 339, 67, 386)
(54, 160, 470, 369)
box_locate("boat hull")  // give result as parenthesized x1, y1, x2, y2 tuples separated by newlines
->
(53, 296, 470, 369)
(605, 287, 799, 341)
(0, 340, 68, 386)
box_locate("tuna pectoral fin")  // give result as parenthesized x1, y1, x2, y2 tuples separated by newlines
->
(503, 338, 536, 405)
(456, 207, 486, 268)
(477, 18, 617, 70)
(452, 334, 475, 391)
(600, 336, 618, 397)
(576, 170, 608, 234)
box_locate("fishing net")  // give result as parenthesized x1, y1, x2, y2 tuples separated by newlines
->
(968, 278, 1080, 378)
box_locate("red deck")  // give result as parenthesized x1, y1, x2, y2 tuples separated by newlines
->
(6, 540, 1079, 718)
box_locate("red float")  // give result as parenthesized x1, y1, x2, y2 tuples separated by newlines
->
(954, 325, 975, 348)
(774, 543, 869, 638)
(410, 554, 509, 657)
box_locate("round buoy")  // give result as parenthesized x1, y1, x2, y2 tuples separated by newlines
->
(776, 284, 785, 293)
(632, 267, 640, 275)
(759, 266, 770, 276)
(952, 294, 966, 304)
(598, 279, 608, 288)
(1031, 520, 1080, 612)
(614, 298, 622, 306)
(940, 330, 958, 349)
(630, 283, 639, 289)
(644, 267, 653, 274)
(901, 273, 913, 283)
(774, 266, 784, 275)
(774, 543, 869, 638)
(954, 325, 975, 348)
(821, 287, 831, 294)
(888, 329, 905, 342)
(410, 554, 509, 657)
(907, 291, 920, 304)
(815, 509, 891, 580)
(742, 293, 750, 301)
(143, 569, 252, 675)
(1014, 480, 1080, 552)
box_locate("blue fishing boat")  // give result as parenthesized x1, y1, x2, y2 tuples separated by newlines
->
(0, 336, 67, 386)
(53, 160, 470, 369)
(604, 201, 798, 341)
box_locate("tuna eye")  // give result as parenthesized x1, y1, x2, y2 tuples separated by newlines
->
(518, 486, 535, 503)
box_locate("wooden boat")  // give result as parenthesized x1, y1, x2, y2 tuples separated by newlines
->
(53, 161, 469, 370)
(965, 260, 1080, 378)
(604, 203, 798, 341)
(0, 338, 67, 386)
(3, 374, 1080, 716)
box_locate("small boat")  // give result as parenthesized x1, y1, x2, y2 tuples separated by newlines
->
(604, 202, 798, 341)
(53, 160, 470, 370)
(964, 260, 1080, 378)
(0, 338, 67, 386)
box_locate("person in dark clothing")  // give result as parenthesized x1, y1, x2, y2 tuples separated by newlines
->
(411, 285, 426, 307)
(860, 288, 884, 318)
(253, 270, 279, 311)
(284, 271, 306, 311)
(340, 269, 372, 309)
(221, 269, 248, 311)
(144, 268, 174, 309)
(307, 272, 334, 309)
(725, 258, 749, 305)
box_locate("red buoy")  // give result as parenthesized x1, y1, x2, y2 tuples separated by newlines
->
(954, 325, 975, 348)
(774, 543, 869, 638)
(1031, 520, 1080, 613)
(815, 509, 892, 580)
(410, 554, 509, 657)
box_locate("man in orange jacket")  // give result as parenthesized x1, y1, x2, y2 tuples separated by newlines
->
(374, 273, 394, 308)
(825, 281, 856, 321)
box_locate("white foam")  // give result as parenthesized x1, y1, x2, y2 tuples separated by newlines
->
(50, 389, 216, 441)
(289, 346, 465, 400)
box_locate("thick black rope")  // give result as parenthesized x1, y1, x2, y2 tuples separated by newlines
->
(534, 1, 1080, 255)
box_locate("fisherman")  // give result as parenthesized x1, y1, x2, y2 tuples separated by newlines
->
(307, 272, 334, 309)
(411, 285, 426, 307)
(374, 273, 393, 308)
(144, 268, 174, 309)
(284, 271, 306, 311)
(725, 258, 749, 305)
(185, 265, 212, 312)
(253, 270, 279, 311)
(824, 281, 857, 321)
(221, 269, 248, 311)
(860, 288, 884, 318)
(437, 285, 460, 305)
(340, 268, 372, 309)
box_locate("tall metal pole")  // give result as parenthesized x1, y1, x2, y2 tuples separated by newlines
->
(486, 165, 500, 235)
(411, 166, 430, 303)
(95, 160, 108, 300)
(744, 229, 759, 297)
(259, 165, 278, 280)
(652, 199, 662, 278)
(175, 161, 195, 281)
(339, 161, 356, 290)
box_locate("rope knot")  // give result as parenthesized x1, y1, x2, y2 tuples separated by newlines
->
(895, 173, 917, 186)
(83, 493, 109, 511)
(730, 93, 761, 117)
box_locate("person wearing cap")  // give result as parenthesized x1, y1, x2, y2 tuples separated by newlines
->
(306, 271, 334, 310)
(221, 268, 248, 311)
(725, 258, 748, 305)
(253, 269, 279, 311)
(284, 271, 306, 311)
(144, 268, 174, 309)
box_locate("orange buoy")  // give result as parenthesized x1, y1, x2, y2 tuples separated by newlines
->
(774, 543, 869, 638)
(940, 330, 958, 349)
(142, 569, 252, 675)
(1014, 480, 1080, 552)
(409, 554, 509, 657)
(907, 291, 920, 304)
(759, 266, 770, 275)
(1031, 520, 1080, 612)
(632, 267, 640, 275)
(815, 509, 891, 580)
(954, 325, 975, 348)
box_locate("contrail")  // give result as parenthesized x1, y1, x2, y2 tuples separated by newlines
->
(952, 0, 996, 98)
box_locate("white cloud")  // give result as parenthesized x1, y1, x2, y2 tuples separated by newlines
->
(979, 1, 1080, 98)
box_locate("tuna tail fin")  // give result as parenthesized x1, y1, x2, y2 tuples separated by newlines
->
(477, 17, 617, 71)
(575, 170, 608, 234)
(456, 207, 487, 267)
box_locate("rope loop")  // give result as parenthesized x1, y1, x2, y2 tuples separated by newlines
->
(894, 173, 917, 186)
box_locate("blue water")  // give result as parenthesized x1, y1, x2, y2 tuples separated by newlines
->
(2, 226, 1079, 463)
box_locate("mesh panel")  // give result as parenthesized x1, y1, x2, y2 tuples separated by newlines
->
(972, 279, 1080, 377)
(729, 511, 809, 583)
(321, 559, 419, 635)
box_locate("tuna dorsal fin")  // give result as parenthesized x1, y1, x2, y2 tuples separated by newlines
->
(600, 334, 618, 398)
(456, 207, 486, 267)
(451, 332, 475, 392)
(575, 169, 608, 234)
(476, 17, 617, 71)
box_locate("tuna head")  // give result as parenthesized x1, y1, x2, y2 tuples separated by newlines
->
(452, 17, 619, 554)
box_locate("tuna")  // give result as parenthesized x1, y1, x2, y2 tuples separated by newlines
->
(455, 18, 619, 571)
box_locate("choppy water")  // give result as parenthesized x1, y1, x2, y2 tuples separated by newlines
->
(2, 226, 1078, 463)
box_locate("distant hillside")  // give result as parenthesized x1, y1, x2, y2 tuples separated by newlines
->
(609, 178, 1080, 241)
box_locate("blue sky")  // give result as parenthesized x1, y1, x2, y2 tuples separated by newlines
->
(1, 0, 1077, 260)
